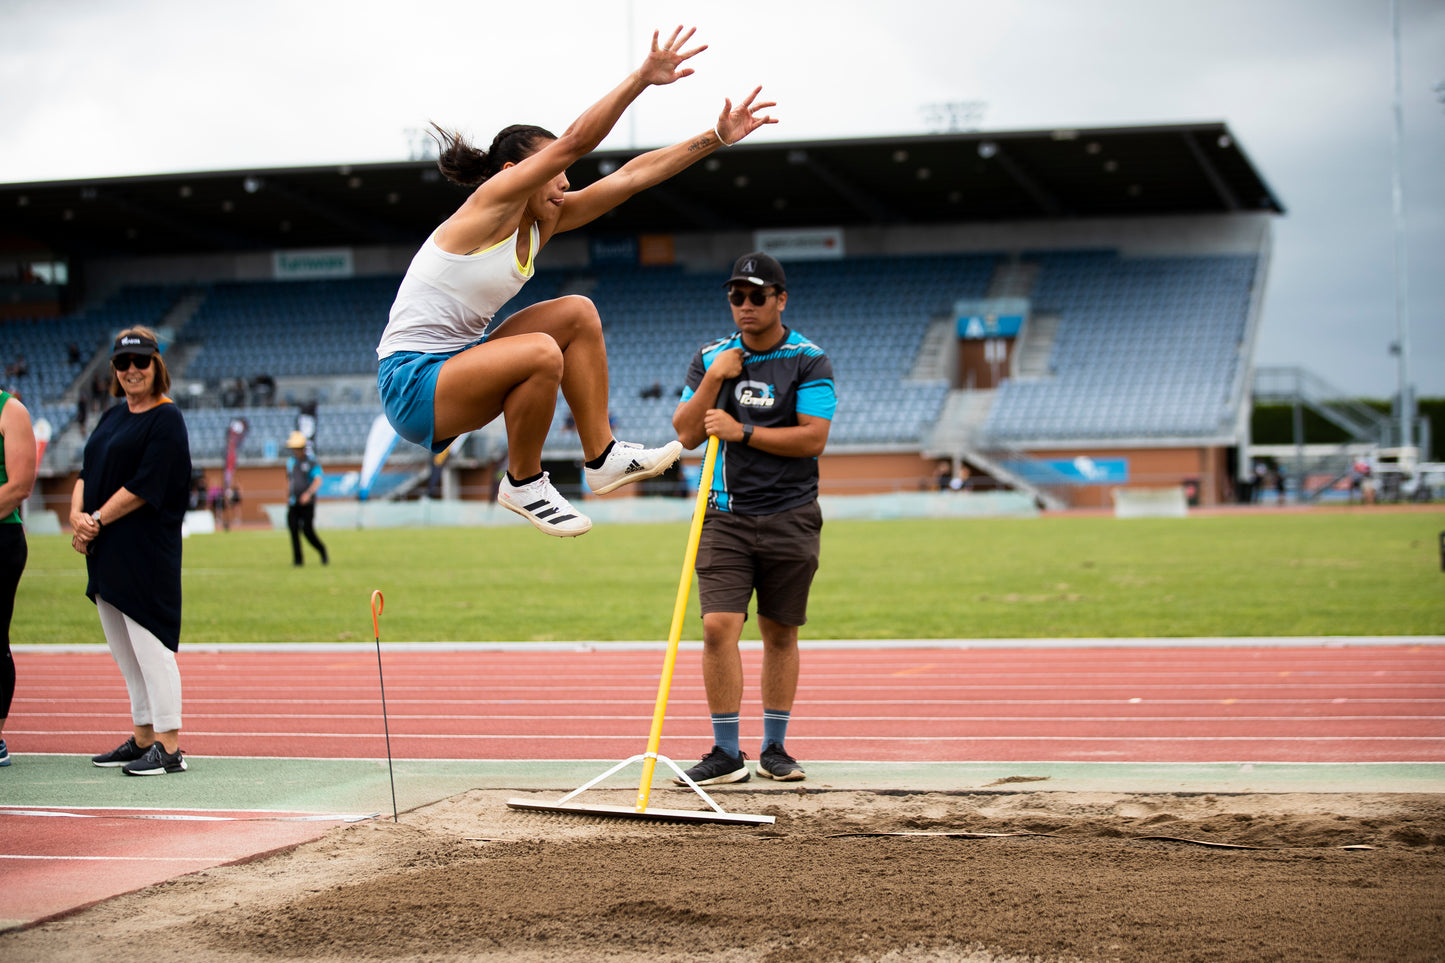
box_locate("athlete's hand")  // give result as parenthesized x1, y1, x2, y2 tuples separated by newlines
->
(716, 87, 778, 145)
(637, 26, 706, 87)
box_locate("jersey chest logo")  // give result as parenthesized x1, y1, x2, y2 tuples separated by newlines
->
(736, 381, 777, 409)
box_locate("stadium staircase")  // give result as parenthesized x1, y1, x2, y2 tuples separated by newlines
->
(908, 316, 956, 382)
(925, 390, 1069, 511)
(1011, 313, 1059, 379)
(1252, 365, 1393, 501)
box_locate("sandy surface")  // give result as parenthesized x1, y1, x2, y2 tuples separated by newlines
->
(4, 787, 1443, 963)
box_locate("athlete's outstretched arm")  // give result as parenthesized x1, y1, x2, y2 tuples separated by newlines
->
(556, 87, 778, 234)
(442, 27, 706, 248)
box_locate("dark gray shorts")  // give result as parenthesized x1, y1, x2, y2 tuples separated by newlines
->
(695, 501, 822, 627)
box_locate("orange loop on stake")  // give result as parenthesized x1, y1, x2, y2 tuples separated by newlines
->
(371, 590, 384, 636)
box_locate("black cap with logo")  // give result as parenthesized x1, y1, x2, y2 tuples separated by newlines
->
(111, 332, 160, 358)
(723, 252, 786, 290)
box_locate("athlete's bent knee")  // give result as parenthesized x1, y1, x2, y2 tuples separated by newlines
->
(560, 295, 603, 334)
(517, 333, 564, 381)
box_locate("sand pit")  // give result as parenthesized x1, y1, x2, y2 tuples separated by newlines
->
(4, 788, 1443, 963)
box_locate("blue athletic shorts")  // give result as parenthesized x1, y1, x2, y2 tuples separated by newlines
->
(378, 350, 455, 454)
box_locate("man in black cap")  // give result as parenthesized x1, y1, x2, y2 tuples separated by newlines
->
(284, 430, 328, 566)
(671, 252, 837, 786)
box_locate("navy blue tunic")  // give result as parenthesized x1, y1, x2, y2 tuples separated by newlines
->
(81, 401, 192, 652)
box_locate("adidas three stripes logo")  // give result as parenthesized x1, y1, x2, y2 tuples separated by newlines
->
(522, 499, 579, 525)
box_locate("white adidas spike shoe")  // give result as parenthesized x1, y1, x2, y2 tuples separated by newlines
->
(497, 472, 592, 537)
(586, 440, 684, 495)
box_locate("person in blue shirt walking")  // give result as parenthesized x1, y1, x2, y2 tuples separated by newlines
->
(672, 252, 836, 785)
(285, 431, 328, 567)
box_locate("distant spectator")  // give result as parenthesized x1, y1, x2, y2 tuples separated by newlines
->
(88, 373, 109, 414)
(285, 431, 328, 567)
(6, 356, 27, 380)
(67, 342, 82, 366)
(933, 460, 971, 492)
(1252, 462, 1267, 503)
(208, 484, 241, 532)
(640, 381, 664, 400)
(221, 378, 246, 408)
(188, 473, 208, 512)
(1361, 465, 1379, 505)
(250, 374, 276, 407)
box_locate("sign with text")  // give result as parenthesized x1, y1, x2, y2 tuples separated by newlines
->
(956, 297, 1028, 339)
(754, 227, 845, 260)
(273, 248, 354, 279)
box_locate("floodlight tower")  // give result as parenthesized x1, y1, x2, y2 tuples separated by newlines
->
(1389, 0, 1414, 450)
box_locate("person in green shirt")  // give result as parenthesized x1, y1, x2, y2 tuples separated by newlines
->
(0, 388, 36, 767)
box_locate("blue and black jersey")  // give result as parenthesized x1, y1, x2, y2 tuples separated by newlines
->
(681, 326, 837, 515)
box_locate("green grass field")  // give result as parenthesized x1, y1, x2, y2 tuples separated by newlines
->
(13, 510, 1444, 644)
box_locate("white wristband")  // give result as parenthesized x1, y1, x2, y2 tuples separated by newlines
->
(713, 125, 732, 148)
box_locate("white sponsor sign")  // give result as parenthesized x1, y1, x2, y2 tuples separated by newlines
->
(273, 248, 355, 279)
(753, 228, 845, 260)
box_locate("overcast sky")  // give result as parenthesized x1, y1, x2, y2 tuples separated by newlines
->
(2, 0, 1441, 398)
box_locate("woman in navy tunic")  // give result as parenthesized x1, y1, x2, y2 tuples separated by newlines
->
(71, 327, 193, 776)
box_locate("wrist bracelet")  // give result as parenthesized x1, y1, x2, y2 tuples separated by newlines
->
(713, 125, 732, 148)
(91, 511, 103, 528)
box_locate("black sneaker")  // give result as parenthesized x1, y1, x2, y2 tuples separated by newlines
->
(673, 746, 750, 786)
(0, 738, 9, 767)
(121, 742, 187, 776)
(92, 736, 149, 768)
(757, 742, 806, 781)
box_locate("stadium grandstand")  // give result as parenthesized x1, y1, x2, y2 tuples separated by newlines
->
(0, 122, 1301, 522)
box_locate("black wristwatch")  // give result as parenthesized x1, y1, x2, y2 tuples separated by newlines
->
(740, 425, 754, 447)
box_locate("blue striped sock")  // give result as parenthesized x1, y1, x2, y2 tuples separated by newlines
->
(762, 708, 791, 752)
(710, 713, 741, 758)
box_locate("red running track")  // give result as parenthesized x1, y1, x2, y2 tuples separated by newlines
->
(10, 643, 1445, 764)
(0, 810, 358, 926)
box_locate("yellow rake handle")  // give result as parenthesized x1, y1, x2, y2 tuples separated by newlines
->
(636, 434, 720, 812)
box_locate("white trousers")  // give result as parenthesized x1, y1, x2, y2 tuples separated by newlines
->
(96, 596, 183, 733)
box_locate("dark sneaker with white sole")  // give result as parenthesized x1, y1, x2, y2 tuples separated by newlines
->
(122, 742, 187, 776)
(92, 736, 149, 768)
(0, 738, 10, 767)
(673, 746, 750, 786)
(757, 742, 806, 781)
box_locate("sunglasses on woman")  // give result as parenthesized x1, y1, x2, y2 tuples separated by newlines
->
(111, 354, 153, 371)
(727, 288, 779, 307)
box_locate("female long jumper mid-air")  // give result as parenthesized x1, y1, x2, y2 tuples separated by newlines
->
(377, 26, 776, 537)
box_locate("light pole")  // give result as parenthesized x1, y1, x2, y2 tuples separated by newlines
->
(1389, 0, 1413, 450)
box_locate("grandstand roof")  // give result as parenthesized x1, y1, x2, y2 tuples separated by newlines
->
(1, 122, 1282, 259)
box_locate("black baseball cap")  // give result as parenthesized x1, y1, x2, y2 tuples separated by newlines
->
(111, 332, 159, 358)
(724, 252, 786, 290)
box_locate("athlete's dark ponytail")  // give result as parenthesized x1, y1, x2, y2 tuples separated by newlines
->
(430, 123, 557, 188)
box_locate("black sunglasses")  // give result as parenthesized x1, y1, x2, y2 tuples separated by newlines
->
(112, 354, 153, 371)
(727, 288, 779, 307)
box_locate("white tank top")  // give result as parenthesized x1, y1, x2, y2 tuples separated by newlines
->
(376, 223, 538, 358)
